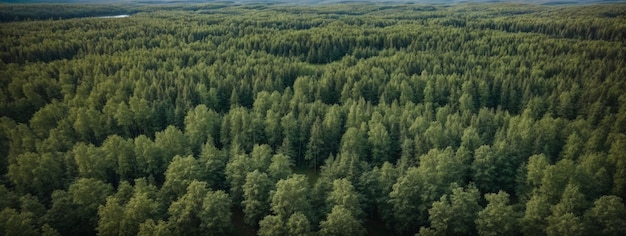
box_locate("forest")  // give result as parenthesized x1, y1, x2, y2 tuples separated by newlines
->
(1, 2, 626, 236)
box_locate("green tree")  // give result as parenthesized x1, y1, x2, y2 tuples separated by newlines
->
(476, 191, 520, 236)
(270, 174, 311, 220)
(608, 134, 626, 198)
(242, 170, 273, 226)
(368, 122, 391, 165)
(134, 135, 162, 182)
(583, 195, 626, 236)
(340, 126, 368, 160)
(167, 180, 207, 235)
(7, 152, 63, 200)
(522, 193, 551, 236)
(101, 135, 136, 182)
(268, 153, 293, 182)
(67, 178, 114, 235)
(286, 212, 311, 236)
(0, 208, 38, 236)
(161, 155, 203, 201)
(258, 214, 285, 236)
(137, 220, 172, 236)
(97, 197, 124, 236)
(184, 104, 220, 154)
(305, 117, 324, 170)
(19, 194, 46, 227)
(225, 153, 254, 203)
(326, 178, 364, 219)
(72, 143, 112, 182)
(389, 147, 466, 233)
(154, 126, 191, 172)
(120, 190, 160, 236)
(199, 190, 232, 235)
(425, 184, 482, 236)
(546, 183, 588, 236)
(319, 205, 366, 236)
(198, 141, 228, 190)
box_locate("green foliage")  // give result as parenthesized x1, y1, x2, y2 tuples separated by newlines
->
(167, 180, 232, 236)
(319, 205, 366, 236)
(476, 191, 520, 236)
(583, 195, 626, 236)
(0, 2, 625, 235)
(424, 184, 482, 236)
(161, 155, 204, 201)
(270, 174, 312, 220)
(242, 170, 273, 226)
(286, 212, 312, 236)
(258, 214, 285, 236)
(0, 208, 38, 236)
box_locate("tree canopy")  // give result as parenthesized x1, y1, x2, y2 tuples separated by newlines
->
(1, 2, 625, 235)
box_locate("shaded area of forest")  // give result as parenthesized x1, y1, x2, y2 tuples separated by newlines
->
(1, 2, 626, 236)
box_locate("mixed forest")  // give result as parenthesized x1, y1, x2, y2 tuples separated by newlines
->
(1, 2, 626, 236)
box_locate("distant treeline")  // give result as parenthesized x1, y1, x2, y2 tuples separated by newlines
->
(0, 4, 139, 22)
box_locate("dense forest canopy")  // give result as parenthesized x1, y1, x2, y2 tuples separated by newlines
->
(1, 2, 626, 236)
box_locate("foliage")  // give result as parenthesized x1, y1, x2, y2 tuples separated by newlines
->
(0, 2, 625, 235)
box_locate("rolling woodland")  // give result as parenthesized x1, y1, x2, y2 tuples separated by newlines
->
(1, 2, 626, 236)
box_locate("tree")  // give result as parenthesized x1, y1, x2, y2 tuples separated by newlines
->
(101, 135, 136, 182)
(326, 178, 363, 219)
(368, 122, 391, 165)
(425, 184, 482, 236)
(67, 178, 114, 235)
(137, 220, 172, 236)
(7, 152, 63, 200)
(119, 190, 160, 236)
(265, 109, 283, 149)
(0, 208, 38, 236)
(133, 135, 162, 182)
(199, 190, 232, 235)
(251, 144, 273, 171)
(526, 154, 551, 189)
(319, 205, 366, 236)
(476, 191, 520, 236)
(471, 144, 518, 194)
(546, 212, 584, 236)
(258, 214, 285, 236)
(161, 155, 203, 201)
(540, 159, 576, 203)
(198, 141, 228, 190)
(305, 117, 324, 170)
(546, 183, 588, 236)
(97, 197, 124, 236)
(388, 167, 424, 233)
(19, 194, 46, 227)
(154, 126, 191, 172)
(286, 212, 311, 236)
(184, 104, 220, 154)
(72, 142, 112, 182)
(574, 153, 611, 201)
(270, 174, 312, 220)
(608, 134, 626, 199)
(389, 147, 466, 233)
(322, 105, 343, 156)
(522, 193, 551, 236)
(268, 153, 293, 182)
(242, 170, 273, 226)
(340, 125, 369, 160)
(225, 153, 254, 203)
(44, 190, 80, 235)
(167, 180, 208, 236)
(583, 195, 626, 236)
(460, 126, 483, 153)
